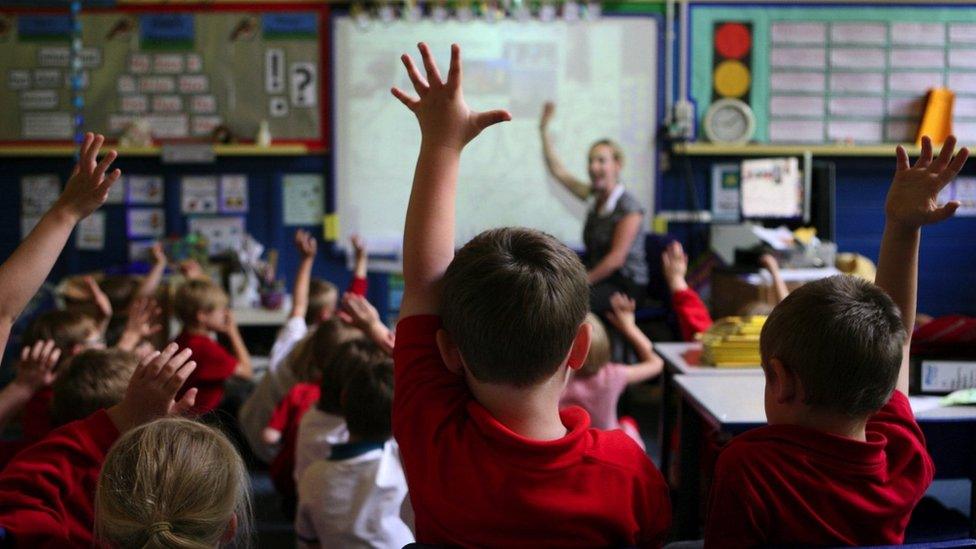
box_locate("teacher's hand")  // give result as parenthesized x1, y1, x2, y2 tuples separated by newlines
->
(540, 101, 555, 130)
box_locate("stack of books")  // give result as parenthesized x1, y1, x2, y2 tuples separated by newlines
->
(701, 316, 767, 368)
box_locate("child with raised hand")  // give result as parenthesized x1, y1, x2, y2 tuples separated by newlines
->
(0, 340, 60, 433)
(661, 240, 713, 341)
(296, 358, 413, 549)
(0, 342, 197, 547)
(705, 135, 968, 547)
(561, 292, 663, 449)
(0, 133, 119, 366)
(95, 417, 252, 549)
(239, 231, 369, 462)
(391, 43, 670, 547)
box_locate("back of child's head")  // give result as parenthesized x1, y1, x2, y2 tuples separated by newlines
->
(51, 348, 137, 426)
(577, 313, 610, 378)
(99, 275, 142, 312)
(441, 227, 589, 387)
(342, 358, 394, 442)
(739, 301, 775, 317)
(307, 278, 339, 325)
(760, 275, 906, 418)
(288, 318, 362, 382)
(23, 309, 100, 363)
(95, 417, 252, 549)
(174, 279, 228, 326)
(318, 339, 387, 416)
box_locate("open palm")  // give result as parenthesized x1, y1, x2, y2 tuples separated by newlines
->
(888, 135, 969, 229)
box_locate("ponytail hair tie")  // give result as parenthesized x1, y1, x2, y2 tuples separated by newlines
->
(148, 521, 172, 535)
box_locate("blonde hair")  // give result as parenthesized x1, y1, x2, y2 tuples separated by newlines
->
(51, 349, 137, 426)
(286, 318, 362, 382)
(174, 279, 228, 325)
(577, 313, 610, 378)
(23, 310, 99, 366)
(589, 138, 625, 167)
(95, 417, 252, 549)
(306, 278, 338, 325)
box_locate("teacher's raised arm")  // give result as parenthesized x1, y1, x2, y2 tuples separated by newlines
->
(539, 102, 591, 200)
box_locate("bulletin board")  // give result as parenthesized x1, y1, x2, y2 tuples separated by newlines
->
(0, 4, 328, 147)
(690, 5, 976, 145)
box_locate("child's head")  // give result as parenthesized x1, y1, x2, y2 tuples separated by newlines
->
(440, 227, 590, 388)
(577, 313, 610, 378)
(174, 279, 229, 330)
(307, 278, 339, 325)
(95, 417, 252, 549)
(319, 339, 387, 416)
(51, 348, 137, 426)
(760, 275, 906, 423)
(23, 310, 103, 363)
(342, 358, 394, 442)
(288, 318, 362, 382)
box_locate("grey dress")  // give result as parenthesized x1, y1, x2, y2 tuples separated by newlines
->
(582, 188, 649, 287)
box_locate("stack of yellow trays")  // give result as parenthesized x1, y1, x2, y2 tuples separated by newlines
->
(700, 316, 767, 368)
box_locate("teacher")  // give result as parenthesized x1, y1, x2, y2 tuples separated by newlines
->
(539, 102, 649, 312)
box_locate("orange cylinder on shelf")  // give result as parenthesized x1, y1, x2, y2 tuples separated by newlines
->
(915, 87, 955, 146)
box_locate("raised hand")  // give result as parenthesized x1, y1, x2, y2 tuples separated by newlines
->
(889, 135, 970, 230)
(15, 340, 61, 392)
(351, 234, 366, 257)
(124, 297, 162, 339)
(55, 133, 122, 221)
(83, 275, 113, 320)
(150, 242, 168, 266)
(661, 241, 690, 293)
(108, 343, 197, 432)
(392, 43, 511, 151)
(294, 229, 317, 259)
(540, 101, 555, 130)
(339, 292, 381, 331)
(605, 292, 637, 331)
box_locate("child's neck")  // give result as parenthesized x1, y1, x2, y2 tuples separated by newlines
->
(468, 375, 567, 441)
(777, 408, 868, 442)
(184, 324, 210, 336)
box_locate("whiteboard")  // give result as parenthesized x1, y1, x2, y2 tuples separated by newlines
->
(333, 16, 658, 262)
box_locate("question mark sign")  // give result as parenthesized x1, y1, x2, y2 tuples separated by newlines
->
(296, 68, 311, 104)
(291, 62, 315, 107)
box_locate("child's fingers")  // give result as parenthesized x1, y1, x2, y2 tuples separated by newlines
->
(400, 54, 429, 95)
(85, 134, 104, 171)
(172, 388, 198, 416)
(101, 169, 122, 193)
(93, 149, 118, 182)
(149, 343, 180, 377)
(474, 109, 513, 130)
(135, 350, 161, 380)
(163, 348, 193, 375)
(895, 145, 910, 172)
(447, 43, 462, 90)
(391, 87, 420, 111)
(47, 349, 62, 370)
(943, 146, 970, 182)
(20, 345, 29, 363)
(417, 42, 443, 86)
(76, 133, 94, 169)
(914, 136, 933, 169)
(930, 135, 957, 173)
(928, 201, 960, 223)
(166, 359, 196, 392)
(41, 340, 57, 361)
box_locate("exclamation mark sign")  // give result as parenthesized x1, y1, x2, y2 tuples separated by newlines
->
(266, 49, 284, 93)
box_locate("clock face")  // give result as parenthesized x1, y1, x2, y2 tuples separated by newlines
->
(704, 99, 755, 144)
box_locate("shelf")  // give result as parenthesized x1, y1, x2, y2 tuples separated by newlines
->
(0, 143, 319, 157)
(674, 142, 930, 157)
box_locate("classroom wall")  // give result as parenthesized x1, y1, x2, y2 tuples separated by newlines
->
(0, 153, 390, 323)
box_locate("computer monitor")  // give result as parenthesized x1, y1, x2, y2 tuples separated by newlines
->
(738, 158, 836, 242)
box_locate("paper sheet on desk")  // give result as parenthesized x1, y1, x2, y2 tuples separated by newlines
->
(751, 225, 795, 250)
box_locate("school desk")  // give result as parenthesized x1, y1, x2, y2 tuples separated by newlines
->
(671, 374, 976, 538)
(654, 342, 763, 485)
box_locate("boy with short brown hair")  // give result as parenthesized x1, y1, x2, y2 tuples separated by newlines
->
(50, 348, 138, 426)
(391, 43, 669, 547)
(705, 135, 968, 546)
(172, 278, 252, 415)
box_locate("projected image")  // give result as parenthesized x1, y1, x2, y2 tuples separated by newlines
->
(333, 18, 658, 258)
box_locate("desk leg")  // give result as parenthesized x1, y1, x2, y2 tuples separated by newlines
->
(660, 367, 673, 480)
(674, 390, 704, 539)
(971, 479, 975, 537)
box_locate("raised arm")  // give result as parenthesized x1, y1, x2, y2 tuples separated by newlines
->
(348, 235, 369, 297)
(605, 293, 663, 384)
(539, 102, 591, 201)
(0, 341, 60, 433)
(662, 241, 713, 340)
(758, 254, 789, 304)
(586, 212, 642, 285)
(876, 135, 968, 395)
(219, 310, 253, 380)
(392, 43, 510, 318)
(289, 230, 317, 320)
(136, 242, 168, 298)
(0, 133, 120, 357)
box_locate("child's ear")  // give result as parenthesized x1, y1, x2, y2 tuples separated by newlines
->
(767, 357, 798, 404)
(220, 513, 238, 543)
(566, 322, 592, 371)
(435, 329, 464, 376)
